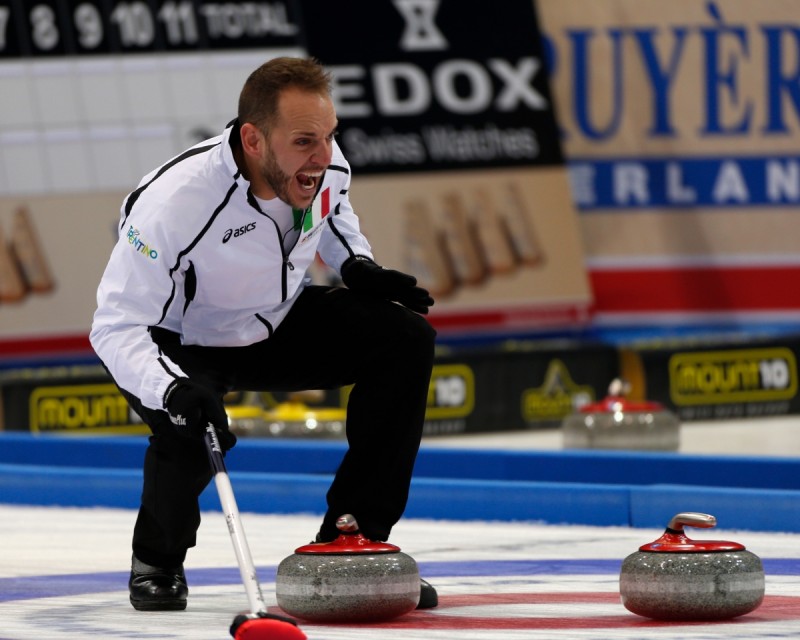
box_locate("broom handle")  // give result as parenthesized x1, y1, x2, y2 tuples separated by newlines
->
(204, 425, 267, 615)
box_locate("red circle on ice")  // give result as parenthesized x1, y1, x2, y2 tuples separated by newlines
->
(274, 592, 800, 630)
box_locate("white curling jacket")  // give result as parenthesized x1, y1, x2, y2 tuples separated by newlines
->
(90, 121, 373, 411)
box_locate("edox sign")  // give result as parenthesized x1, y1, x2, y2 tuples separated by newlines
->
(299, 0, 563, 173)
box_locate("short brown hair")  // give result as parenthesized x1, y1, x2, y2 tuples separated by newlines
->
(238, 57, 332, 132)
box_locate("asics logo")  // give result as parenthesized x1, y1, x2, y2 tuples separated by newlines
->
(223, 222, 256, 243)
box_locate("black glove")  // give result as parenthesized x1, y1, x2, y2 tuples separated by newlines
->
(340, 256, 434, 314)
(163, 378, 236, 451)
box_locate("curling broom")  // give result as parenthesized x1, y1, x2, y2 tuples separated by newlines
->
(204, 425, 307, 640)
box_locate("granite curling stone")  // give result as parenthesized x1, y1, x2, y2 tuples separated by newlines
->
(562, 378, 680, 451)
(275, 514, 420, 623)
(620, 512, 765, 620)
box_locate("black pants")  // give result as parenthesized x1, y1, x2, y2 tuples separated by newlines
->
(118, 286, 436, 568)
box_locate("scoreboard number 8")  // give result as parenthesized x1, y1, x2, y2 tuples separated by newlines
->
(31, 4, 60, 51)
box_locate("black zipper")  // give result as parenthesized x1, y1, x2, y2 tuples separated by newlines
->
(246, 189, 291, 302)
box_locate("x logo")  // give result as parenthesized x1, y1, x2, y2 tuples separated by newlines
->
(489, 58, 547, 110)
(393, 0, 448, 51)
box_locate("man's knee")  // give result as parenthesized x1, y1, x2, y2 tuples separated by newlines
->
(395, 309, 437, 362)
(409, 311, 436, 345)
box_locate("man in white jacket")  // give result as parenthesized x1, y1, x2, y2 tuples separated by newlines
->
(90, 56, 437, 613)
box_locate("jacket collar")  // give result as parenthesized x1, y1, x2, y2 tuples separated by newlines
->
(222, 119, 247, 184)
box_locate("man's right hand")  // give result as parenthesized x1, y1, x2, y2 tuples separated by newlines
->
(163, 378, 236, 451)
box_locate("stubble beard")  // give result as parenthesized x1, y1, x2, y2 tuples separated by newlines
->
(259, 144, 298, 208)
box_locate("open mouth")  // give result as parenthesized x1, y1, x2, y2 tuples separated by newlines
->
(296, 171, 323, 192)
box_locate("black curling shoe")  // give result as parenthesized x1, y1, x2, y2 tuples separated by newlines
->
(417, 578, 438, 609)
(129, 556, 188, 611)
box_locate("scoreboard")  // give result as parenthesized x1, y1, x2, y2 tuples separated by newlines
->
(0, 0, 303, 56)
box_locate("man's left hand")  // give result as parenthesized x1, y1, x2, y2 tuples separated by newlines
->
(341, 256, 434, 314)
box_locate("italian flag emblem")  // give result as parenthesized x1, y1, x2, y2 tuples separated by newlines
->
(296, 187, 330, 232)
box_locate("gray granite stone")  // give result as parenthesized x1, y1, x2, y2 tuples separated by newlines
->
(620, 550, 765, 620)
(563, 409, 680, 451)
(276, 551, 420, 623)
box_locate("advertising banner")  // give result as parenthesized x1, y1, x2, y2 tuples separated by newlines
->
(0, 195, 125, 343)
(298, 0, 562, 175)
(0, 0, 591, 350)
(537, 0, 800, 328)
(0, 345, 621, 434)
(626, 337, 800, 422)
(299, 0, 591, 334)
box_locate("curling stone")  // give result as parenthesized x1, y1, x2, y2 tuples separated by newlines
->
(620, 512, 765, 620)
(562, 378, 680, 451)
(275, 514, 420, 623)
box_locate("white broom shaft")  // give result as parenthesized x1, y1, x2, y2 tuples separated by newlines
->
(205, 426, 267, 615)
(213, 471, 267, 614)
